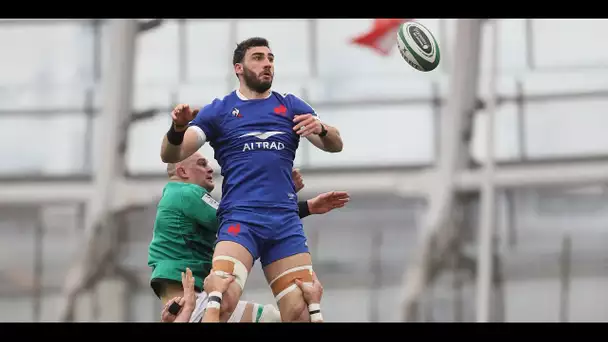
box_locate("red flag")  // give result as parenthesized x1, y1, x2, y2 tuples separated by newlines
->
(351, 19, 413, 56)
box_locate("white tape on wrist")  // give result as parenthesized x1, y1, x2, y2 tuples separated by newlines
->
(308, 303, 322, 322)
(310, 312, 323, 322)
(209, 291, 223, 300)
(206, 291, 222, 310)
(206, 301, 221, 310)
(308, 303, 321, 312)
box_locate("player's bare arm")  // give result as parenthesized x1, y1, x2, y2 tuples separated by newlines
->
(295, 271, 324, 322)
(160, 104, 205, 163)
(201, 272, 235, 323)
(292, 168, 304, 192)
(308, 191, 350, 215)
(293, 114, 343, 153)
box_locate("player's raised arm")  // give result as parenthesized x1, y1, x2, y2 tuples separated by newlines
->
(294, 115, 343, 153)
(161, 104, 206, 163)
(287, 94, 343, 153)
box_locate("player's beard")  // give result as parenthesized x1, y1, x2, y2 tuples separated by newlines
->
(242, 66, 272, 93)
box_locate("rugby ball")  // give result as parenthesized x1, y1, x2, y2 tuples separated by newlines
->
(396, 21, 441, 72)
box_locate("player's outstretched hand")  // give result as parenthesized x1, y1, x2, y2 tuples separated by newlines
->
(181, 268, 197, 311)
(295, 271, 323, 305)
(308, 191, 350, 215)
(204, 271, 235, 295)
(161, 296, 184, 322)
(292, 168, 304, 192)
(293, 114, 322, 138)
(171, 104, 197, 129)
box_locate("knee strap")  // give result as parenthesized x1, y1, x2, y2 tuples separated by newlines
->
(269, 265, 313, 302)
(212, 256, 249, 290)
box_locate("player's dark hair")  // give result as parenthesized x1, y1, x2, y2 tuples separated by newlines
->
(232, 37, 270, 66)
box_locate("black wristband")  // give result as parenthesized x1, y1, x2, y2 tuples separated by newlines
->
(318, 124, 328, 137)
(298, 200, 311, 219)
(167, 124, 186, 145)
(168, 301, 182, 315)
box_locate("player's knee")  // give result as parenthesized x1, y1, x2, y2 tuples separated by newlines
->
(219, 282, 241, 317)
(212, 255, 249, 291)
(268, 265, 314, 322)
(269, 265, 313, 303)
(282, 299, 309, 322)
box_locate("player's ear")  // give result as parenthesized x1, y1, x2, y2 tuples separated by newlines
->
(234, 63, 243, 76)
(176, 166, 188, 179)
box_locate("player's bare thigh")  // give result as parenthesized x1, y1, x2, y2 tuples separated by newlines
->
(159, 281, 185, 306)
(263, 252, 313, 322)
(212, 241, 254, 320)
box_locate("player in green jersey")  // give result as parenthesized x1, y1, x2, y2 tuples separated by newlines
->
(148, 151, 349, 322)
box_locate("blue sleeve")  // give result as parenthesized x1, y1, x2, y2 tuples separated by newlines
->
(285, 93, 319, 119)
(188, 99, 223, 142)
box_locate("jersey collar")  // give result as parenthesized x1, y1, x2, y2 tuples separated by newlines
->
(236, 89, 272, 101)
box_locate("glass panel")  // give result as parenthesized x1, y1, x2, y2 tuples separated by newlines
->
(480, 19, 528, 74)
(186, 20, 233, 82)
(470, 102, 522, 162)
(524, 98, 608, 159)
(0, 114, 88, 175)
(40, 205, 83, 292)
(0, 296, 34, 321)
(306, 104, 435, 167)
(0, 22, 94, 86)
(236, 19, 311, 79)
(134, 21, 179, 85)
(532, 19, 608, 69)
(0, 85, 91, 112)
(521, 70, 608, 96)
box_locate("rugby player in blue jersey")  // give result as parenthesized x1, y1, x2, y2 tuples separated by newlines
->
(160, 37, 343, 322)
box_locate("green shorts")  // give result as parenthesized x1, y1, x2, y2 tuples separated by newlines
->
(150, 260, 211, 298)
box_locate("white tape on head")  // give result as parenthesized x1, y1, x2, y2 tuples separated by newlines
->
(212, 255, 249, 290)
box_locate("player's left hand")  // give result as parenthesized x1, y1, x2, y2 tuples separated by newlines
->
(161, 296, 184, 322)
(181, 268, 197, 311)
(308, 191, 350, 215)
(293, 114, 322, 138)
(292, 168, 304, 192)
(295, 271, 323, 305)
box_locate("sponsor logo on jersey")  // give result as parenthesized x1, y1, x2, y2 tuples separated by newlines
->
(239, 131, 286, 152)
(201, 193, 219, 209)
(231, 107, 243, 118)
(273, 105, 287, 116)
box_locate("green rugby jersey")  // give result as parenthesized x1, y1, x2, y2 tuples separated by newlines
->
(148, 181, 220, 293)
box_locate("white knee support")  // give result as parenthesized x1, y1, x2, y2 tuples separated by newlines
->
(269, 265, 313, 302)
(212, 256, 249, 290)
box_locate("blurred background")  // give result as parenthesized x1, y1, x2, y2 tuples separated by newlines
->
(1, 18, 608, 322)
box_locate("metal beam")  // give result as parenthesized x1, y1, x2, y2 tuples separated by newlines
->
(3, 159, 608, 205)
(475, 19, 499, 323)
